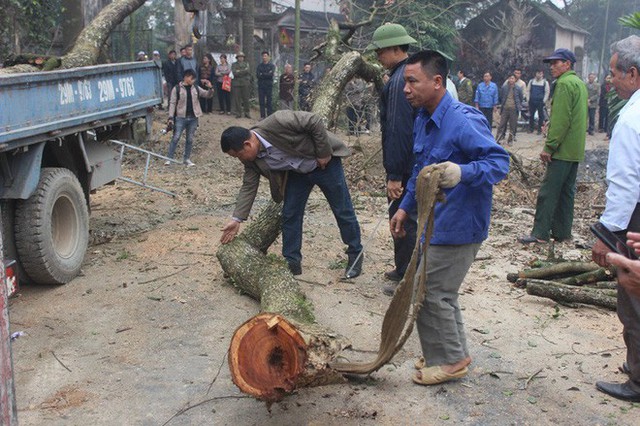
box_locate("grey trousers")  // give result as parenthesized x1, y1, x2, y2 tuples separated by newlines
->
(417, 243, 481, 366)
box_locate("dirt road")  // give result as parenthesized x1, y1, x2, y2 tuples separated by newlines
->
(8, 111, 638, 425)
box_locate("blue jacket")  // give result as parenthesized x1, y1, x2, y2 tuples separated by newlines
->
(474, 81, 499, 108)
(399, 92, 510, 245)
(379, 58, 416, 181)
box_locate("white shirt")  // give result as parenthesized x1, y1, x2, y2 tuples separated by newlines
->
(600, 89, 640, 231)
(446, 78, 458, 101)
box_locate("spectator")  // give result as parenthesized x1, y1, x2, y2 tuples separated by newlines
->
(519, 48, 587, 244)
(344, 78, 371, 136)
(232, 52, 251, 119)
(496, 74, 523, 145)
(136, 51, 147, 61)
(162, 50, 180, 107)
(177, 44, 198, 82)
(198, 54, 215, 114)
(586, 72, 601, 135)
(256, 51, 275, 119)
(505, 67, 527, 102)
(152, 50, 161, 66)
(599, 74, 614, 134)
(179, 47, 186, 58)
(456, 70, 474, 105)
(166, 69, 214, 167)
(215, 54, 232, 115)
(365, 22, 418, 290)
(299, 63, 315, 112)
(474, 72, 499, 129)
(591, 35, 640, 403)
(279, 64, 295, 110)
(527, 69, 550, 134)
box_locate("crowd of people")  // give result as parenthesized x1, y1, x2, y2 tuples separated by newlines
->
(149, 29, 640, 401)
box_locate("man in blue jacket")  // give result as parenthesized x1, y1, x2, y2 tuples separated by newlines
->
(391, 50, 509, 385)
(366, 23, 418, 293)
(474, 71, 499, 130)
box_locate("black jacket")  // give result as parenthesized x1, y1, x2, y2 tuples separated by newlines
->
(162, 59, 180, 87)
(256, 62, 275, 86)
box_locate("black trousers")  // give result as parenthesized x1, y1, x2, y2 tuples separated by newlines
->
(529, 100, 545, 132)
(480, 107, 494, 130)
(388, 174, 417, 276)
(258, 84, 273, 118)
(617, 204, 640, 392)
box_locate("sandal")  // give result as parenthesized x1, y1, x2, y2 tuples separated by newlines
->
(518, 235, 546, 244)
(413, 366, 468, 386)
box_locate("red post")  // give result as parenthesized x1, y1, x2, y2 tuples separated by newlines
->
(0, 211, 18, 425)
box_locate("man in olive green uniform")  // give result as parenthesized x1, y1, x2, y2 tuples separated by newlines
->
(232, 52, 251, 118)
(520, 48, 587, 244)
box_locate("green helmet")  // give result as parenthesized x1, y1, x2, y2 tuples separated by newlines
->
(366, 23, 417, 52)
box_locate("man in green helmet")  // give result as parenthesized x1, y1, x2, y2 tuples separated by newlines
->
(366, 23, 418, 295)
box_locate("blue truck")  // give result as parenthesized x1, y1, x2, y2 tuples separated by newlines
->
(0, 62, 163, 285)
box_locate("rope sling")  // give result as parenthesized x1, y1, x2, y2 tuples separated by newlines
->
(331, 164, 444, 374)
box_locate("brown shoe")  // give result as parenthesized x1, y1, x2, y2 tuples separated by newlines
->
(384, 270, 403, 282)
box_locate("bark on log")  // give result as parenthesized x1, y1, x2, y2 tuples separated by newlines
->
(507, 261, 600, 283)
(525, 279, 617, 311)
(556, 268, 613, 286)
(584, 281, 618, 290)
(311, 51, 383, 129)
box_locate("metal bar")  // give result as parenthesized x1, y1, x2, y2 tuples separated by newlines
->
(143, 153, 151, 184)
(108, 139, 178, 162)
(117, 176, 176, 197)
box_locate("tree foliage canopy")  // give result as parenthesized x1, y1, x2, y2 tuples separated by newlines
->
(0, 0, 63, 58)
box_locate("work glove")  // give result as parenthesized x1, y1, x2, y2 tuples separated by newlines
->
(437, 161, 461, 188)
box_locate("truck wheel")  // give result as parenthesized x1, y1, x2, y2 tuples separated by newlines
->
(1, 200, 32, 284)
(15, 168, 89, 285)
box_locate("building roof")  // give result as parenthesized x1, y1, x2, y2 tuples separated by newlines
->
(532, 1, 588, 35)
(276, 7, 346, 30)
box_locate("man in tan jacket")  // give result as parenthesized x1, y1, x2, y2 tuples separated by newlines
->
(219, 110, 363, 278)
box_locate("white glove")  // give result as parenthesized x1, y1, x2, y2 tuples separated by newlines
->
(437, 161, 461, 188)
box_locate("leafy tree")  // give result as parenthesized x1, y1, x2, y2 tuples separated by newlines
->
(346, 0, 474, 58)
(0, 0, 63, 58)
(564, 0, 640, 73)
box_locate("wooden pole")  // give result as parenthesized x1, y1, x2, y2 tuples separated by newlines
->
(293, 0, 301, 110)
(0, 210, 18, 425)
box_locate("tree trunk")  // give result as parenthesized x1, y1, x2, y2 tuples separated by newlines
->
(174, 0, 192, 52)
(0, 0, 146, 75)
(525, 279, 617, 311)
(556, 267, 613, 286)
(311, 51, 383, 128)
(241, 0, 255, 87)
(506, 262, 600, 283)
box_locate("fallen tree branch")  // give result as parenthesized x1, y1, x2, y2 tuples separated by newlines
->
(507, 262, 600, 283)
(525, 279, 617, 311)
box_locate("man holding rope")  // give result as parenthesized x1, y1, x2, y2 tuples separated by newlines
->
(390, 50, 509, 385)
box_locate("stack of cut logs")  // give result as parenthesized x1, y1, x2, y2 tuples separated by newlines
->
(507, 261, 617, 310)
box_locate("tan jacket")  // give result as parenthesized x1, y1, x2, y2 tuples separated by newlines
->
(233, 110, 351, 219)
(168, 82, 214, 118)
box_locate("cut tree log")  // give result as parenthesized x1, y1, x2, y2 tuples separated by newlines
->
(507, 261, 600, 283)
(525, 279, 617, 311)
(217, 201, 350, 402)
(556, 267, 613, 286)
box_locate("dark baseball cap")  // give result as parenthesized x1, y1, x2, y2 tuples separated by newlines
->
(543, 48, 577, 64)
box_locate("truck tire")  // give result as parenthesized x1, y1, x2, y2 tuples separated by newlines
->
(15, 168, 89, 285)
(1, 200, 33, 284)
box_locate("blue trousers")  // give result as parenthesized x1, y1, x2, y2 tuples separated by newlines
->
(282, 157, 362, 264)
(168, 117, 198, 161)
